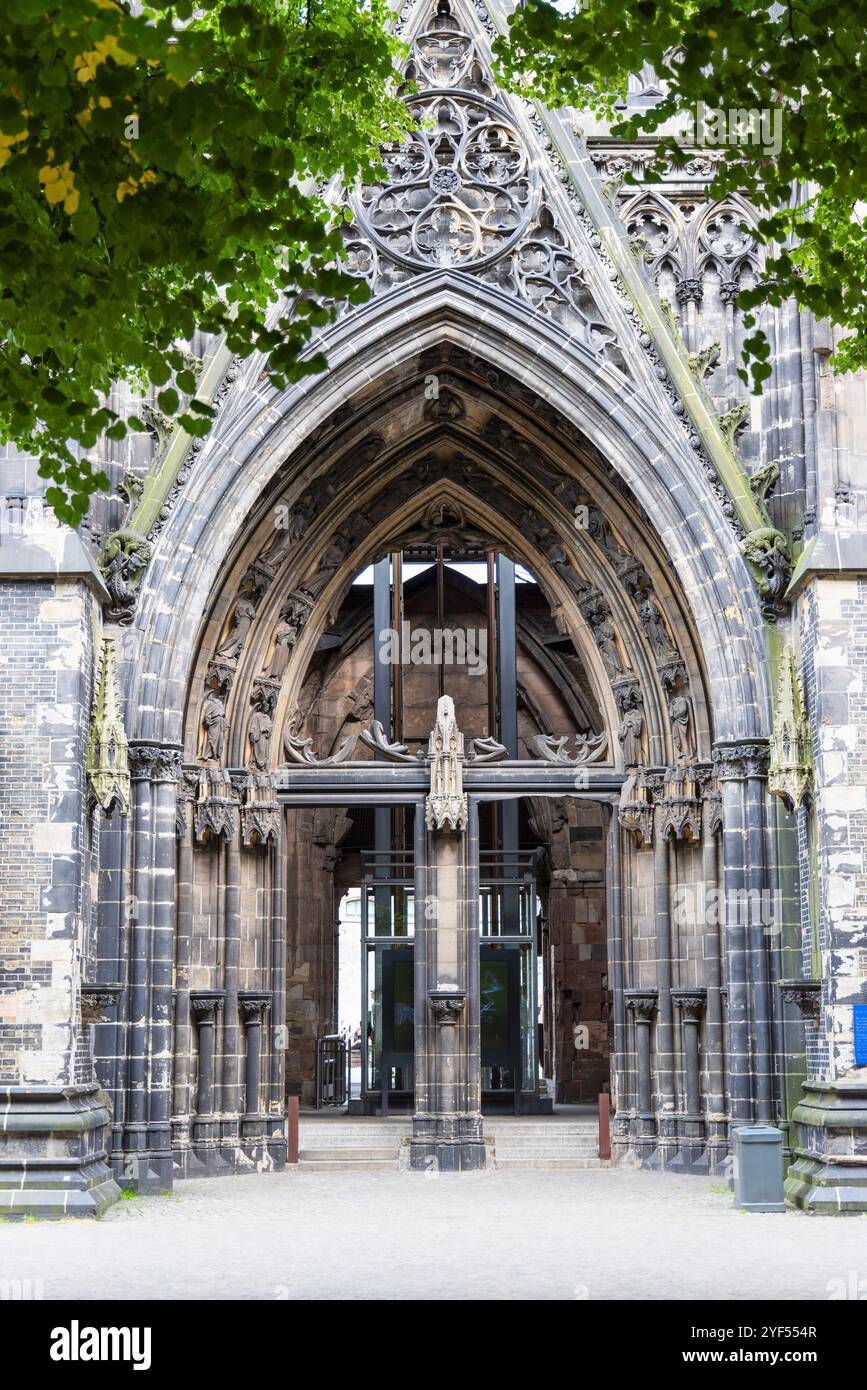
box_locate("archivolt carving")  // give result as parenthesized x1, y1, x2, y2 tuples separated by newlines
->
(189, 352, 707, 767)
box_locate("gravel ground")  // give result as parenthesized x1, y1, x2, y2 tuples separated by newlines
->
(2, 1167, 865, 1301)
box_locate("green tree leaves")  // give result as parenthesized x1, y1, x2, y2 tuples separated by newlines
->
(496, 0, 867, 392)
(0, 0, 410, 523)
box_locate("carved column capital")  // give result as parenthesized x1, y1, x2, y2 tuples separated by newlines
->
(719, 278, 740, 305)
(676, 276, 704, 305)
(672, 988, 707, 1022)
(779, 979, 821, 1022)
(625, 989, 658, 1022)
(429, 990, 466, 1025)
(712, 740, 770, 781)
(190, 990, 225, 1020)
(128, 744, 183, 782)
(239, 992, 272, 1022)
(80, 983, 122, 1023)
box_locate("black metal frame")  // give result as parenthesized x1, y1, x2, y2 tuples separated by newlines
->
(315, 1033, 349, 1109)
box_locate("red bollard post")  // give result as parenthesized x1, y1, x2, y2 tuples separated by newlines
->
(598, 1091, 611, 1160)
(287, 1095, 299, 1166)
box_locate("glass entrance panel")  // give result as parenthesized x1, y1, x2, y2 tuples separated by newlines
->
(361, 852, 415, 1103)
(479, 851, 539, 1100)
(364, 943, 414, 1094)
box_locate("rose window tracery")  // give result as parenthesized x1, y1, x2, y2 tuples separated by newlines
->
(355, 93, 536, 271)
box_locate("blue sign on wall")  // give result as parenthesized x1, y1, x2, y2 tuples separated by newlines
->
(854, 1005, 867, 1066)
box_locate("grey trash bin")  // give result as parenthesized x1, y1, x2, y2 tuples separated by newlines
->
(732, 1124, 786, 1212)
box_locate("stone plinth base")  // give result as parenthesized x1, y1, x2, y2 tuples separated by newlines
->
(785, 1077, 867, 1213)
(410, 1114, 486, 1171)
(0, 1084, 120, 1219)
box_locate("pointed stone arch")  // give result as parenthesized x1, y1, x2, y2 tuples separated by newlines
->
(130, 278, 770, 774)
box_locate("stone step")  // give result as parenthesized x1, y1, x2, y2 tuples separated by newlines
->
(491, 1139, 600, 1150)
(297, 1158, 398, 1172)
(299, 1147, 401, 1161)
(491, 1134, 599, 1146)
(487, 1124, 598, 1134)
(495, 1157, 610, 1170)
(297, 1134, 410, 1141)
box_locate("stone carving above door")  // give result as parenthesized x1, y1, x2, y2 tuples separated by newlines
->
(356, 92, 534, 273)
(338, 3, 629, 373)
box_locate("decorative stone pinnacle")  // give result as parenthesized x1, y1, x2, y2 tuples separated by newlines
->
(86, 636, 130, 816)
(425, 694, 468, 833)
(768, 646, 813, 812)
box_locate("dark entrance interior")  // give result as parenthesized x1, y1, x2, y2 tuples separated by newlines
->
(282, 544, 613, 1113)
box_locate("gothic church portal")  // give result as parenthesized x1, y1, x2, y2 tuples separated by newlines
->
(2, 0, 866, 1216)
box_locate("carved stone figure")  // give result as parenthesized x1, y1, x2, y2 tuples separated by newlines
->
(590, 611, 625, 679)
(259, 495, 316, 566)
(740, 527, 791, 619)
(263, 595, 312, 681)
(100, 531, 151, 626)
(669, 694, 693, 761)
(248, 708, 273, 771)
(638, 597, 676, 661)
(618, 705, 645, 768)
(217, 597, 256, 661)
(201, 691, 230, 762)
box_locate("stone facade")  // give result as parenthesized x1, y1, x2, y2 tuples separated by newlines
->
(0, 0, 865, 1216)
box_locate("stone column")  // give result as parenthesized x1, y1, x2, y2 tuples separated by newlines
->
(713, 742, 772, 1128)
(268, 810, 288, 1166)
(219, 800, 242, 1165)
(191, 991, 226, 1168)
(701, 781, 728, 1168)
(606, 804, 629, 1155)
(625, 990, 658, 1160)
(171, 771, 199, 1175)
(239, 993, 271, 1159)
(410, 697, 485, 1171)
(123, 743, 182, 1191)
(672, 988, 707, 1169)
(652, 794, 677, 1159)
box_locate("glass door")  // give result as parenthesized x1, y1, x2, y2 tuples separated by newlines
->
(360, 854, 414, 1110)
(479, 850, 540, 1109)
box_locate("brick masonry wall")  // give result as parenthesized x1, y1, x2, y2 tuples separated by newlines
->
(799, 574, 867, 1078)
(0, 578, 96, 1086)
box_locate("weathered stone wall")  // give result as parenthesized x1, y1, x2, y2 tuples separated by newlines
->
(798, 576, 867, 1078)
(544, 799, 609, 1103)
(0, 577, 97, 1088)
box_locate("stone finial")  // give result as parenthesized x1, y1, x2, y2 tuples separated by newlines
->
(86, 637, 130, 815)
(425, 695, 468, 832)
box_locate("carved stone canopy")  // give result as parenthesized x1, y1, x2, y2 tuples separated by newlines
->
(86, 637, 130, 817)
(618, 770, 654, 846)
